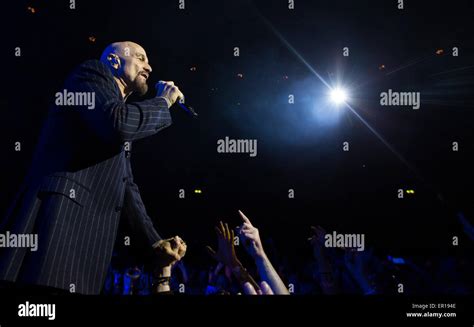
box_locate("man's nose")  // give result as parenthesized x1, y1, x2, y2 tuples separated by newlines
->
(144, 63, 152, 74)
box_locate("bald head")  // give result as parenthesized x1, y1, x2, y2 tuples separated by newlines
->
(100, 41, 152, 97)
(100, 41, 146, 62)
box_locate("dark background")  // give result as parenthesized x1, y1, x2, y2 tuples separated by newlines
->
(2, 0, 474, 269)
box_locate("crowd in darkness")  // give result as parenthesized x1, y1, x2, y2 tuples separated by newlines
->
(103, 212, 474, 295)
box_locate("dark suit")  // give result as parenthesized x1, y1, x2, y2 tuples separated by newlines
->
(0, 59, 172, 294)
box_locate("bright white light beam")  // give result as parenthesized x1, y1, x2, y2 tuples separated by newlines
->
(330, 88, 348, 104)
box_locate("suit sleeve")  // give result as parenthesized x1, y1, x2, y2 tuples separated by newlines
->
(122, 180, 162, 248)
(65, 60, 172, 143)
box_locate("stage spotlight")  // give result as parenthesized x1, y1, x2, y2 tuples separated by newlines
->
(330, 87, 348, 105)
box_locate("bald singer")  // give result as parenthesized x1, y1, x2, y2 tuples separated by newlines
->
(0, 41, 187, 294)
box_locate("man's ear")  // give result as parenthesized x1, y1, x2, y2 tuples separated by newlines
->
(107, 53, 121, 70)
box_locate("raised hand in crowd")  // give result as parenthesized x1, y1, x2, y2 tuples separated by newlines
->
(206, 221, 260, 292)
(237, 210, 290, 295)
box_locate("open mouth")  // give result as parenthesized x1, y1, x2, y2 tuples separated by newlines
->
(139, 72, 149, 80)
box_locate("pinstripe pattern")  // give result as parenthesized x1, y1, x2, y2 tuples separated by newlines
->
(0, 60, 172, 294)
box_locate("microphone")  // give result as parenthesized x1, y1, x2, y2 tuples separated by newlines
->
(177, 96, 198, 118)
(156, 81, 198, 118)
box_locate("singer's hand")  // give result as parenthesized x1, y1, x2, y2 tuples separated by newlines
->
(153, 235, 187, 270)
(155, 81, 184, 108)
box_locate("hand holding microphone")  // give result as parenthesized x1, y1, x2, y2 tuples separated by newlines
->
(155, 80, 184, 107)
(155, 80, 198, 118)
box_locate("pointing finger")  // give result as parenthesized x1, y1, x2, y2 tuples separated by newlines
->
(238, 210, 252, 225)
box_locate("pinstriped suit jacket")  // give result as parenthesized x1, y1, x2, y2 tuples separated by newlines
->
(0, 59, 172, 294)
